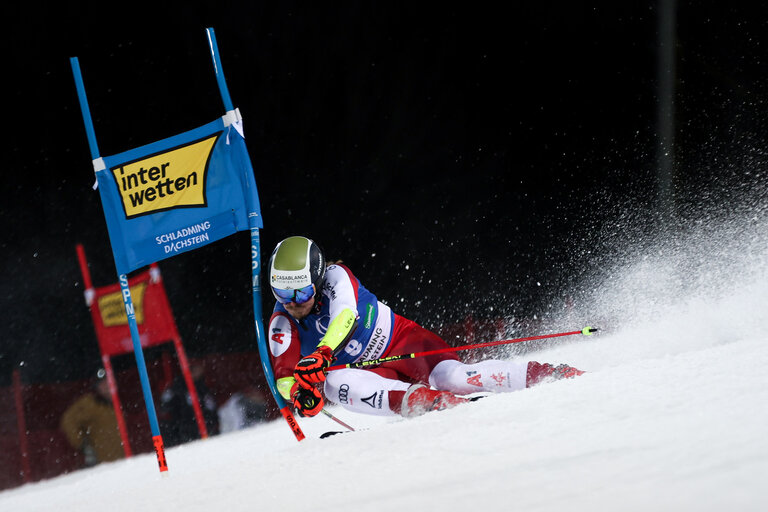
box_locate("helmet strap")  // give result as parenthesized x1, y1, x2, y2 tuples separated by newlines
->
(312, 296, 323, 315)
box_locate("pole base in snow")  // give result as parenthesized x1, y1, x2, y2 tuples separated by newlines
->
(280, 407, 306, 441)
(153, 435, 169, 472)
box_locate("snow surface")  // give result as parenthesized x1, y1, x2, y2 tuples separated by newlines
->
(2, 211, 767, 511)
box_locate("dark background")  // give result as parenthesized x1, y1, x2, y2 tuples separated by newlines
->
(2, 2, 766, 384)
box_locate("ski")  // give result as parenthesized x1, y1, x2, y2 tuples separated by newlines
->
(319, 396, 485, 438)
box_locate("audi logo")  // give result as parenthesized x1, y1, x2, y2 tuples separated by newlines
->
(338, 383, 350, 404)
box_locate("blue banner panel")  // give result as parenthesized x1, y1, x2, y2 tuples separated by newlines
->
(97, 115, 262, 274)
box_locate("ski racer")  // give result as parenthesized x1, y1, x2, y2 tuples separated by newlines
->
(267, 236, 584, 418)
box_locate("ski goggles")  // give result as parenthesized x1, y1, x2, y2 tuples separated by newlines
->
(271, 283, 316, 305)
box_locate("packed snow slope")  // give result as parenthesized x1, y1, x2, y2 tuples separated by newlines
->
(2, 209, 767, 512)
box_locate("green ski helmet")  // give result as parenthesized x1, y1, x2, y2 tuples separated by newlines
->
(269, 236, 326, 304)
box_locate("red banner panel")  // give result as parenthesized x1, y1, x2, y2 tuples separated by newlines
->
(91, 268, 179, 357)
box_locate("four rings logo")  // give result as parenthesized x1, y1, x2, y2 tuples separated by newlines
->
(338, 384, 349, 404)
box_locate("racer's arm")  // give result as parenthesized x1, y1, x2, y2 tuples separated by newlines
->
(271, 308, 358, 399)
(317, 264, 360, 354)
(271, 309, 359, 400)
(268, 311, 302, 400)
(318, 307, 357, 354)
(292, 308, 357, 390)
(293, 265, 360, 389)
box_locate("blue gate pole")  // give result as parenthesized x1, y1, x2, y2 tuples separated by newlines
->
(70, 57, 169, 471)
(250, 227, 304, 440)
(206, 28, 234, 112)
(205, 27, 305, 440)
(118, 275, 169, 470)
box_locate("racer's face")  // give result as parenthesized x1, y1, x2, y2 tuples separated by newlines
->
(284, 300, 314, 320)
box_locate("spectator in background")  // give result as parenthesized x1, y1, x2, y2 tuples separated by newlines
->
(159, 362, 219, 446)
(60, 368, 124, 467)
(217, 386, 269, 433)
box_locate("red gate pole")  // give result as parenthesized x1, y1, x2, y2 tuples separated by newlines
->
(76, 244, 132, 457)
(150, 264, 208, 439)
(102, 356, 133, 457)
(173, 343, 209, 439)
(12, 368, 31, 483)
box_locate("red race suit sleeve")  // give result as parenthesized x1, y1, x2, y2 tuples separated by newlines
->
(268, 311, 302, 381)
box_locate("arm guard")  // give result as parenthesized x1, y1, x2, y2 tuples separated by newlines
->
(318, 307, 358, 354)
(277, 376, 297, 400)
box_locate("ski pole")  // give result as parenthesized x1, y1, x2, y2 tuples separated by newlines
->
(326, 326, 597, 372)
(321, 409, 355, 431)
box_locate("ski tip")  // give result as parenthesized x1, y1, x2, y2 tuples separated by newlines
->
(581, 326, 598, 336)
(320, 431, 345, 439)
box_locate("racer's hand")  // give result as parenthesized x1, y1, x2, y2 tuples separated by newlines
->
(294, 345, 334, 387)
(291, 382, 324, 417)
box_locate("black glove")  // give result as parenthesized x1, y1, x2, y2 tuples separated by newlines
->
(291, 382, 324, 417)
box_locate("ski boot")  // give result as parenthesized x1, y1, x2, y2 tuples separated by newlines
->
(400, 384, 470, 418)
(526, 361, 585, 387)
